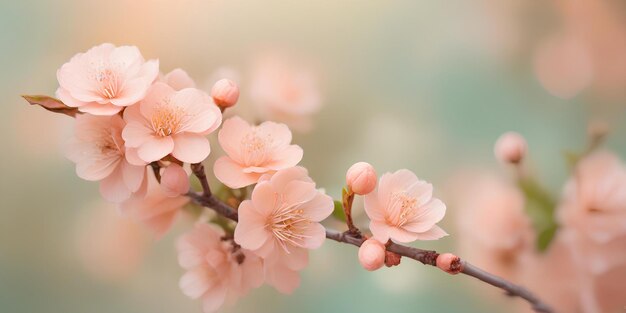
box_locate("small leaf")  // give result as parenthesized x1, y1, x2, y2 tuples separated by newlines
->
(22, 95, 78, 117)
(332, 200, 346, 222)
(518, 177, 559, 251)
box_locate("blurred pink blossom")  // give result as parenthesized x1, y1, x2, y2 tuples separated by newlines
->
(122, 82, 222, 163)
(558, 151, 626, 274)
(119, 171, 189, 238)
(214, 116, 303, 188)
(494, 132, 527, 164)
(75, 202, 150, 283)
(65, 114, 146, 203)
(56, 43, 159, 115)
(234, 166, 333, 293)
(452, 173, 533, 280)
(177, 223, 263, 313)
(250, 53, 321, 132)
(364, 169, 447, 243)
(159, 68, 196, 90)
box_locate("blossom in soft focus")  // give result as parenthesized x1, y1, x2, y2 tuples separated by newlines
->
(75, 202, 149, 283)
(65, 114, 146, 203)
(358, 238, 386, 271)
(250, 53, 321, 132)
(120, 171, 189, 238)
(122, 82, 222, 163)
(557, 151, 626, 274)
(159, 68, 196, 90)
(364, 169, 447, 243)
(160, 163, 190, 197)
(56, 43, 159, 115)
(214, 116, 303, 188)
(533, 32, 593, 99)
(452, 173, 533, 280)
(346, 162, 377, 195)
(234, 166, 333, 293)
(494, 132, 527, 164)
(211, 79, 239, 109)
(177, 223, 264, 313)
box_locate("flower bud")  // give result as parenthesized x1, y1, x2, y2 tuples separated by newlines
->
(436, 253, 462, 274)
(160, 163, 190, 197)
(211, 79, 239, 109)
(358, 238, 386, 271)
(494, 132, 527, 164)
(346, 162, 377, 195)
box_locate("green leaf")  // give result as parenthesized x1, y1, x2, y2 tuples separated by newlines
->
(22, 95, 78, 117)
(332, 200, 346, 222)
(518, 178, 559, 252)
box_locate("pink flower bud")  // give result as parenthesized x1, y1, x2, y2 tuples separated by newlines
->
(346, 162, 377, 195)
(358, 238, 386, 271)
(494, 132, 527, 164)
(160, 164, 190, 197)
(436, 253, 462, 274)
(211, 78, 239, 109)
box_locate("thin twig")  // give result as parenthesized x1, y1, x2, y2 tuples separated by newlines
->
(187, 163, 554, 313)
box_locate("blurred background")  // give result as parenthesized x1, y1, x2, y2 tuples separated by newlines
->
(2, 0, 626, 312)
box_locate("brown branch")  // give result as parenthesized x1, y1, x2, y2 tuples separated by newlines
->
(188, 163, 554, 313)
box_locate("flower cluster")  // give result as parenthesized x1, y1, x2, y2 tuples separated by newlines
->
(453, 132, 626, 313)
(28, 43, 453, 313)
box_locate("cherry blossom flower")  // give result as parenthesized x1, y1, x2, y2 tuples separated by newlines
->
(122, 82, 222, 164)
(234, 166, 333, 293)
(56, 43, 159, 115)
(177, 223, 263, 313)
(65, 113, 146, 203)
(453, 173, 533, 279)
(557, 150, 626, 274)
(120, 171, 189, 238)
(213, 116, 303, 189)
(364, 169, 447, 243)
(250, 53, 321, 132)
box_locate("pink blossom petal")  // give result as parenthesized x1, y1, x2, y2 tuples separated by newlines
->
(162, 68, 196, 90)
(214, 156, 260, 188)
(78, 102, 123, 116)
(363, 191, 384, 221)
(414, 225, 448, 240)
(121, 161, 146, 193)
(218, 116, 252, 161)
(171, 133, 210, 164)
(125, 148, 146, 166)
(256, 121, 293, 148)
(201, 285, 228, 313)
(282, 180, 317, 205)
(299, 193, 334, 222)
(179, 267, 213, 299)
(160, 164, 190, 197)
(403, 199, 447, 233)
(137, 136, 174, 163)
(265, 265, 300, 294)
(269, 166, 311, 194)
(265, 145, 303, 170)
(281, 247, 309, 271)
(139, 82, 175, 119)
(370, 221, 392, 243)
(234, 200, 271, 251)
(121, 121, 153, 148)
(389, 226, 420, 243)
(250, 182, 278, 214)
(301, 222, 326, 250)
(99, 166, 131, 203)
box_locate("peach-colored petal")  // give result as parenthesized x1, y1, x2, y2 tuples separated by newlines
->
(370, 221, 392, 243)
(121, 161, 145, 193)
(180, 267, 213, 299)
(300, 193, 334, 222)
(414, 225, 448, 240)
(99, 166, 132, 203)
(265, 145, 304, 170)
(122, 121, 153, 148)
(78, 102, 123, 115)
(234, 201, 271, 251)
(201, 287, 228, 313)
(213, 157, 261, 189)
(301, 222, 326, 249)
(217, 116, 252, 160)
(160, 164, 190, 197)
(269, 166, 311, 194)
(403, 199, 446, 233)
(282, 180, 317, 205)
(264, 263, 301, 294)
(137, 136, 174, 162)
(171, 133, 210, 164)
(162, 68, 196, 90)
